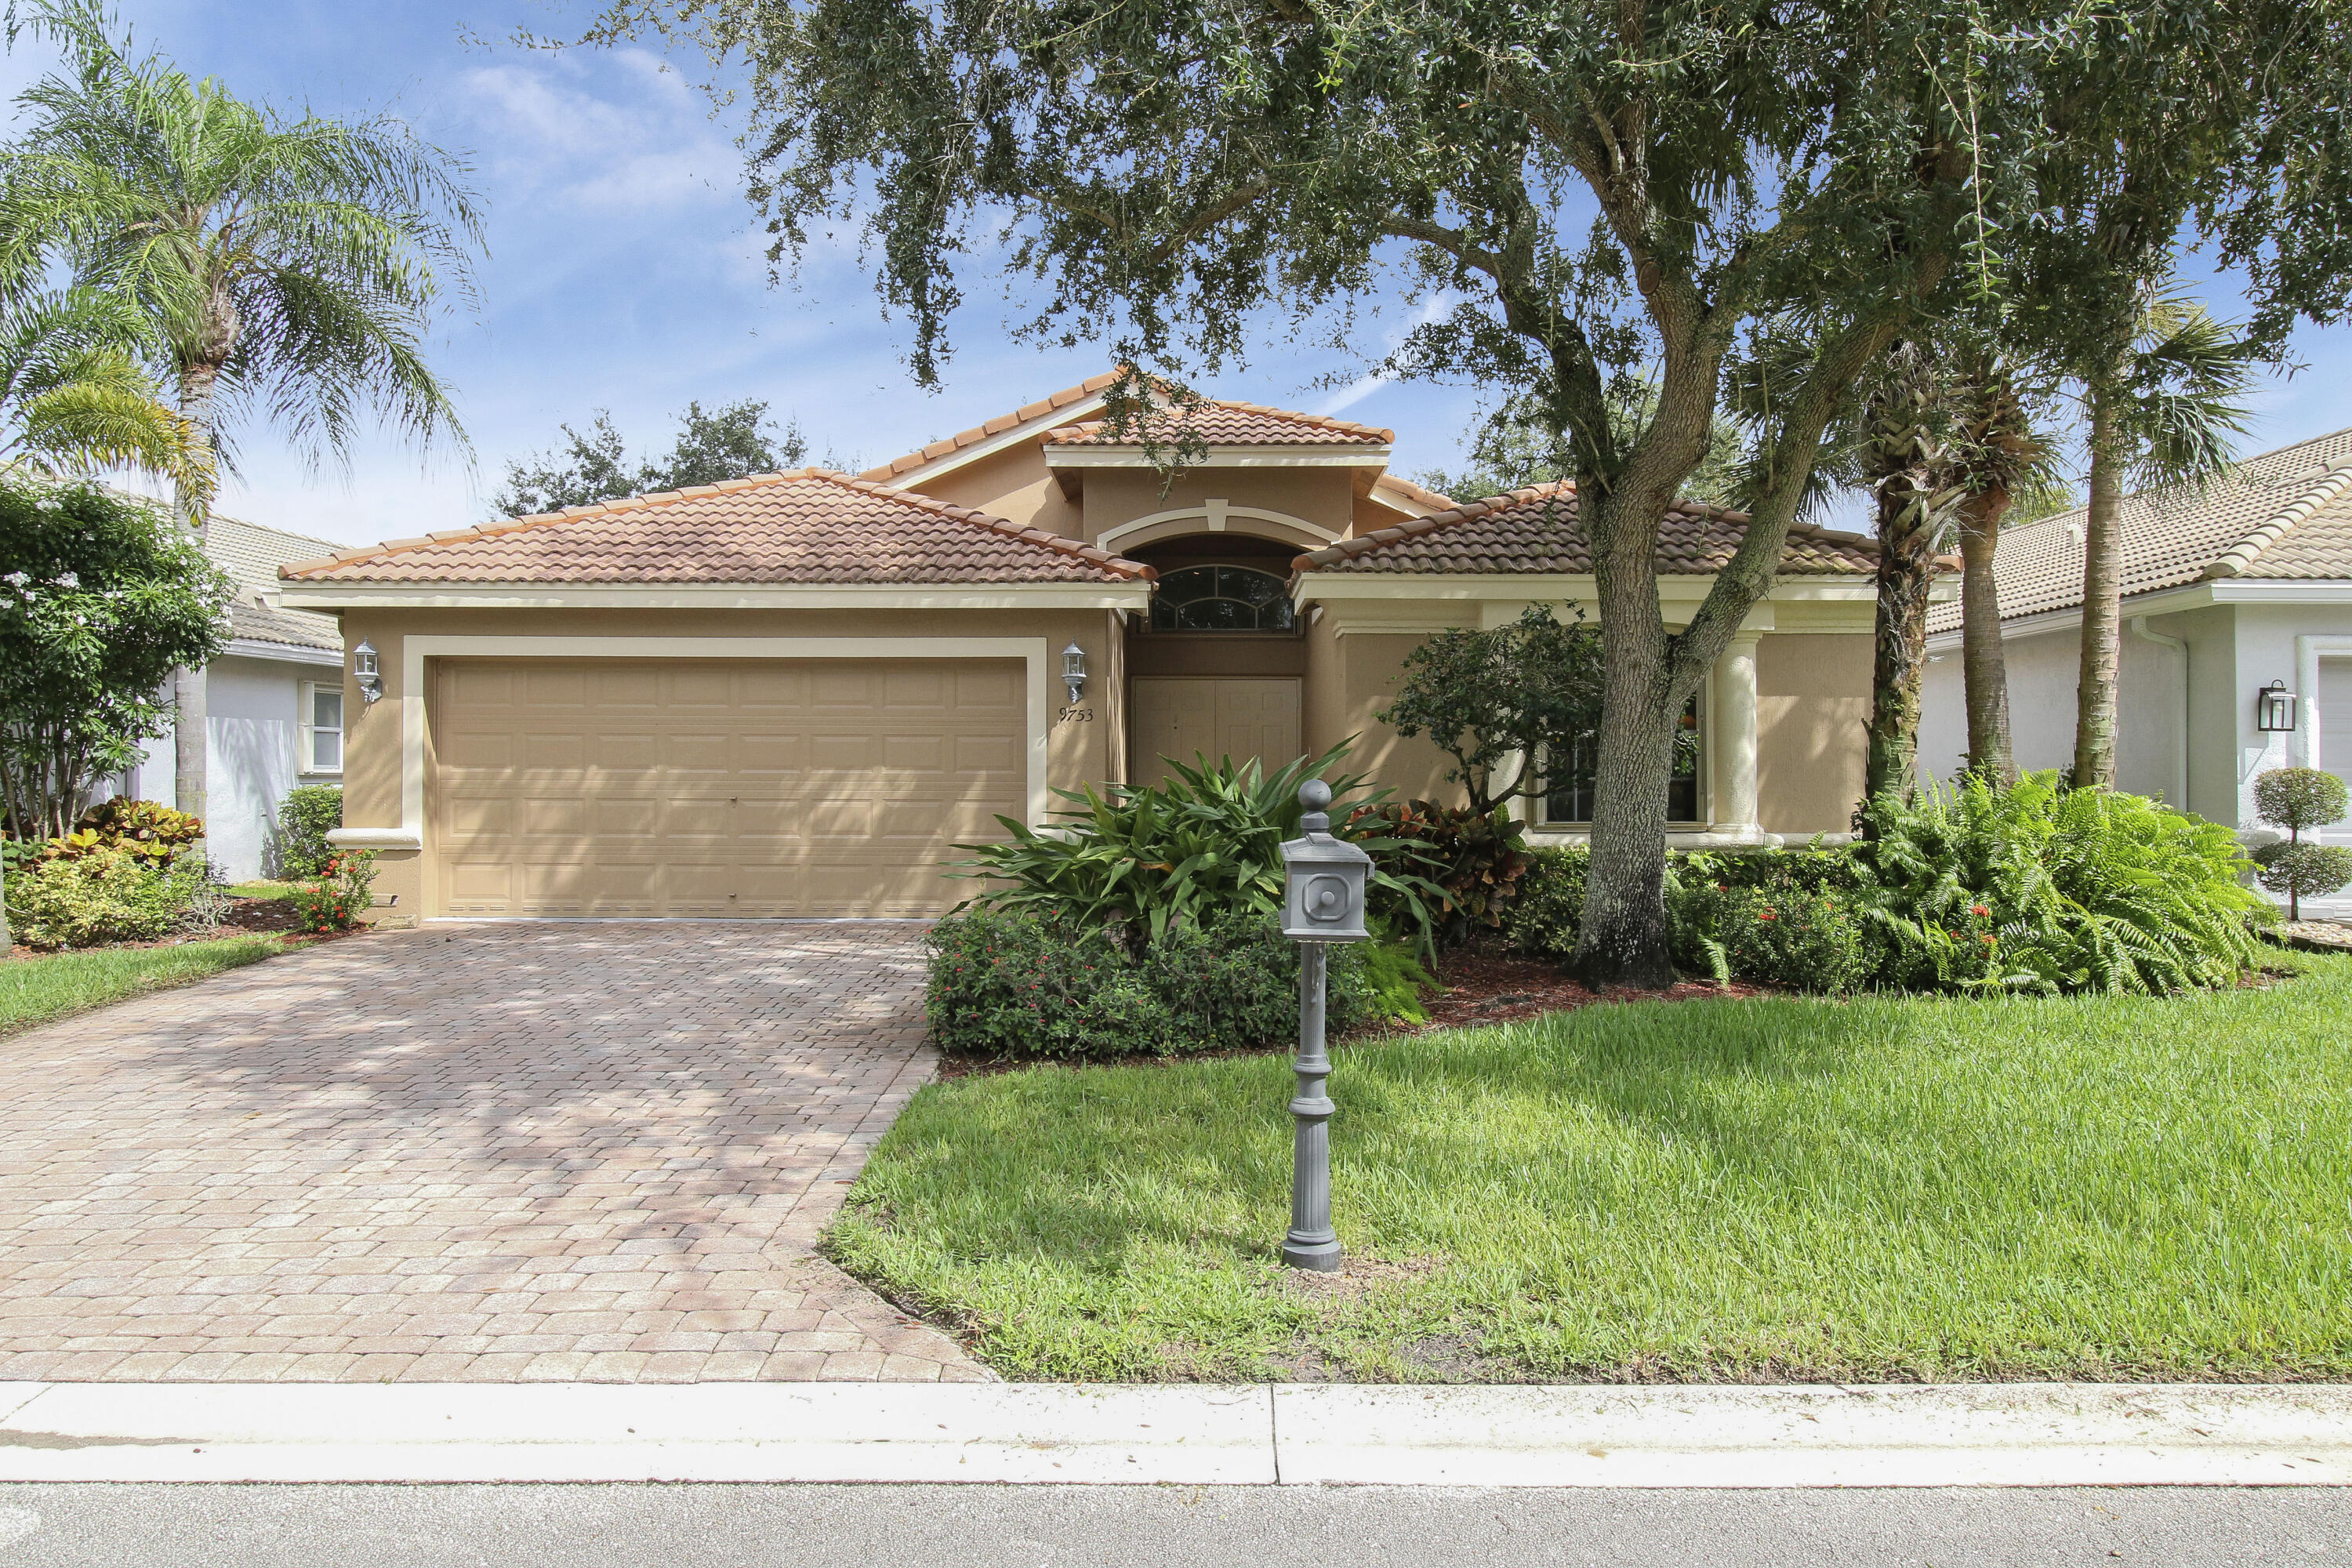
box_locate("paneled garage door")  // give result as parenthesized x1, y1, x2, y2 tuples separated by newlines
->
(431, 657, 1025, 917)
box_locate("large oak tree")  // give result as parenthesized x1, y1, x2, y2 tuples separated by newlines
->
(601, 0, 2352, 984)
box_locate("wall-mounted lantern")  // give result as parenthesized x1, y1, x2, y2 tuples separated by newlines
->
(2256, 679, 2297, 733)
(1061, 642, 1087, 706)
(354, 639, 383, 704)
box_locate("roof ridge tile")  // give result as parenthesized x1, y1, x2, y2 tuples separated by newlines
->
(278, 468, 1152, 584)
(2205, 459, 2352, 578)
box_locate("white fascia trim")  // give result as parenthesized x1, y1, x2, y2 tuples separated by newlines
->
(2211, 579, 2352, 602)
(1364, 484, 1449, 520)
(1096, 503, 1338, 553)
(1294, 574, 1872, 604)
(371, 636, 1054, 853)
(223, 637, 343, 667)
(278, 582, 1151, 612)
(883, 394, 1109, 488)
(1922, 581, 2228, 653)
(1044, 445, 1391, 470)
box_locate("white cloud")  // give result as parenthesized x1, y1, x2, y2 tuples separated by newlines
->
(1316, 292, 1458, 416)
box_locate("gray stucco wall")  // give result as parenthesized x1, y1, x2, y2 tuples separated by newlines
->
(1919, 621, 2187, 805)
(128, 654, 342, 881)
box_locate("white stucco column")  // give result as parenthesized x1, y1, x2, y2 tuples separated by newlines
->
(1713, 632, 1762, 840)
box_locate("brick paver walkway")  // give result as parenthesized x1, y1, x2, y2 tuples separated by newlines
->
(0, 922, 991, 1384)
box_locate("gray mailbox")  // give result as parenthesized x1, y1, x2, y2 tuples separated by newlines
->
(1276, 779, 1371, 1272)
(1279, 781, 1371, 942)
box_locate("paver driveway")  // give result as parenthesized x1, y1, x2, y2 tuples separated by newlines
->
(0, 923, 990, 1384)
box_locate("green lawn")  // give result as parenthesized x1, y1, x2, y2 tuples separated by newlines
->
(0, 935, 285, 1036)
(226, 880, 299, 900)
(830, 951, 2352, 1383)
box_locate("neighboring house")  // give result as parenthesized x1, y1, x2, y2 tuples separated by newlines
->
(125, 514, 347, 882)
(276, 370, 1890, 924)
(1918, 426, 2352, 913)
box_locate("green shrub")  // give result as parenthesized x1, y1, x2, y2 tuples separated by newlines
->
(1712, 884, 1870, 993)
(1853, 773, 2264, 994)
(10, 845, 207, 949)
(1354, 940, 1436, 1024)
(291, 850, 376, 932)
(952, 743, 1440, 952)
(925, 906, 1369, 1060)
(2253, 767, 2350, 840)
(1682, 843, 1862, 895)
(275, 784, 343, 879)
(1504, 847, 1588, 961)
(2253, 840, 2352, 922)
(1352, 799, 1527, 947)
(66, 798, 205, 866)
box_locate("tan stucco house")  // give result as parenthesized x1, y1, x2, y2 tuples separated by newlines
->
(276, 371, 1886, 923)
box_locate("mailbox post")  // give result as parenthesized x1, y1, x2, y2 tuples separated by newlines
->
(1277, 779, 1371, 1272)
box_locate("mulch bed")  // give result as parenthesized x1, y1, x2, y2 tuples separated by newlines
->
(1403, 953, 1773, 1034)
(5, 897, 360, 961)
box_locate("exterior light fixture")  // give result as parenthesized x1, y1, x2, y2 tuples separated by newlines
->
(354, 640, 383, 704)
(2256, 679, 2297, 733)
(1061, 642, 1087, 706)
(1275, 779, 1373, 1273)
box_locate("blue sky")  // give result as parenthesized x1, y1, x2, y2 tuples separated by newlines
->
(8, 3, 2352, 550)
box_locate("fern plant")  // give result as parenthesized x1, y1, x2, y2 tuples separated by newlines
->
(951, 743, 1443, 951)
(1854, 772, 2265, 994)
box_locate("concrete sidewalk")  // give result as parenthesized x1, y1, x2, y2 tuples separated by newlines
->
(0, 1381, 2347, 1486)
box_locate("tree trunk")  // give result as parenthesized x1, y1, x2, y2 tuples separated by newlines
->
(171, 361, 221, 823)
(1569, 492, 1681, 990)
(1865, 492, 1944, 804)
(2072, 383, 2125, 790)
(1955, 487, 2016, 784)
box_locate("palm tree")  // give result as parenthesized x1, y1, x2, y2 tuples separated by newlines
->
(2068, 281, 2256, 790)
(2, 2, 482, 819)
(1945, 350, 2051, 787)
(0, 283, 211, 492)
(1857, 339, 1969, 803)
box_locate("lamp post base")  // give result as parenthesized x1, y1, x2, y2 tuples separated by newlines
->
(1282, 1233, 1343, 1272)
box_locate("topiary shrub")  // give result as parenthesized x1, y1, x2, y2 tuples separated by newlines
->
(925, 906, 1369, 1061)
(2252, 840, 2352, 923)
(274, 784, 344, 880)
(2251, 767, 2350, 920)
(10, 844, 205, 949)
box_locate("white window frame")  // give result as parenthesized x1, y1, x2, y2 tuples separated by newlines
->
(299, 680, 345, 776)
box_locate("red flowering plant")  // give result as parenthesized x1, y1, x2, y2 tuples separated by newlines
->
(291, 849, 378, 933)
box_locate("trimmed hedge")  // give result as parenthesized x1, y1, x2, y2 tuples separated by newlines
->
(926, 908, 1370, 1060)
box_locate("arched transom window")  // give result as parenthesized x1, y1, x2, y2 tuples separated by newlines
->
(1149, 564, 1296, 632)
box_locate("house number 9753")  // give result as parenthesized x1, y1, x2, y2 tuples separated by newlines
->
(1057, 706, 1094, 724)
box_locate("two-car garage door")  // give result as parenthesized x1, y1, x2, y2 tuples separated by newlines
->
(431, 658, 1025, 917)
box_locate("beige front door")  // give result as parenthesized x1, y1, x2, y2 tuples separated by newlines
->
(430, 657, 1025, 917)
(1128, 676, 1303, 786)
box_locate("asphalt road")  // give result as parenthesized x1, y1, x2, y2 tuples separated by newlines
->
(0, 1483, 2346, 1566)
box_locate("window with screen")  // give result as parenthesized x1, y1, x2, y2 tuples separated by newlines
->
(1541, 695, 1701, 825)
(1147, 564, 1297, 632)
